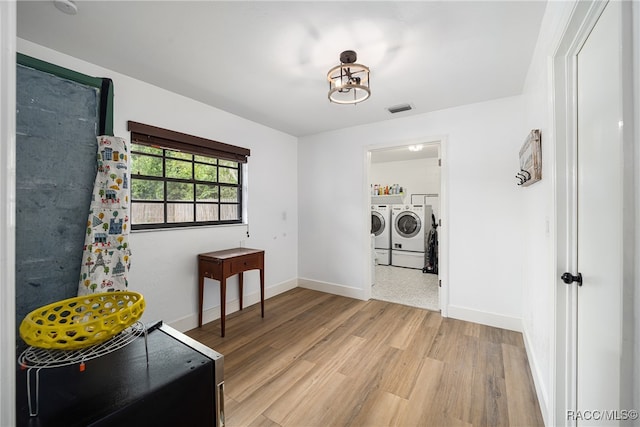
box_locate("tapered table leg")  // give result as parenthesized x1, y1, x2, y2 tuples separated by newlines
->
(260, 267, 265, 318)
(220, 277, 226, 337)
(238, 272, 244, 311)
(198, 270, 204, 327)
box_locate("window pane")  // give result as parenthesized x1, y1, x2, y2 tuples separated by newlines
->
(219, 167, 238, 184)
(131, 179, 163, 201)
(221, 204, 239, 221)
(166, 151, 192, 160)
(195, 163, 217, 182)
(132, 144, 162, 155)
(220, 186, 238, 202)
(132, 202, 164, 224)
(197, 204, 219, 221)
(167, 182, 193, 201)
(219, 160, 238, 168)
(167, 203, 194, 223)
(132, 153, 162, 177)
(166, 158, 192, 179)
(130, 136, 243, 229)
(195, 155, 217, 165)
(196, 184, 218, 201)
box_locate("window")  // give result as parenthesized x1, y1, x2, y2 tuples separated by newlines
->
(127, 121, 249, 230)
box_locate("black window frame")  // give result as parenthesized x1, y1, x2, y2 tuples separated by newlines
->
(128, 121, 249, 230)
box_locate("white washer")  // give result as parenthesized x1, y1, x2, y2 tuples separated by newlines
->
(391, 204, 432, 269)
(371, 205, 391, 265)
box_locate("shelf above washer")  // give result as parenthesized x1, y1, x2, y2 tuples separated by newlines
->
(371, 194, 405, 205)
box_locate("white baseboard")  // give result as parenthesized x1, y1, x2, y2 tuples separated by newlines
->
(298, 277, 367, 300)
(447, 304, 522, 332)
(169, 278, 298, 333)
(522, 323, 551, 427)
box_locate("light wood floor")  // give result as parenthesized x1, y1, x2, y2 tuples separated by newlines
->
(186, 288, 544, 427)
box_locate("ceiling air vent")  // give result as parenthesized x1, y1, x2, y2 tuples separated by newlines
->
(387, 104, 413, 114)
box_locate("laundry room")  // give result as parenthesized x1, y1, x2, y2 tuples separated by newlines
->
(370, 143, 441, 311)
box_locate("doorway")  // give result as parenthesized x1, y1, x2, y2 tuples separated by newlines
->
(368, 141, 444, 312)
(553, 0, 635, 423)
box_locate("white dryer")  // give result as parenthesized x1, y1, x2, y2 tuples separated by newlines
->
(391, 204, 432, 269)
(371, 205, 391, 265)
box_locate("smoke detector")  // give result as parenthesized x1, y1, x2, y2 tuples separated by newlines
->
(53, 0, 78, 15)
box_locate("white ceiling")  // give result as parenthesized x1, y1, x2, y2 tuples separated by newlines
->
(16, 1, 547, 137)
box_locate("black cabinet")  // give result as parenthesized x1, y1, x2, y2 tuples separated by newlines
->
(16, 323, 224, 427)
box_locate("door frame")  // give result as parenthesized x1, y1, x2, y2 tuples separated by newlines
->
(553, 0, 635, 424)
(364, 136, 449, 316)
(0, 1, 16, 425)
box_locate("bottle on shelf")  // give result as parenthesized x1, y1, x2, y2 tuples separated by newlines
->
(371, 184, 404, 198)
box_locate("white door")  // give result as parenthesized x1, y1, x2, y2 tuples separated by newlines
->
(574, 1, 625, 423)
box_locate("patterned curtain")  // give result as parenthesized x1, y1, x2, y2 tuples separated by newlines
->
(78, 136, 131, 295)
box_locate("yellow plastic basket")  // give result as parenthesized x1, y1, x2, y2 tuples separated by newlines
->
(19, 291, 145, 350)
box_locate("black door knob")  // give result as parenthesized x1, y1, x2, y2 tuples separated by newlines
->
(561, 272, 583, 286)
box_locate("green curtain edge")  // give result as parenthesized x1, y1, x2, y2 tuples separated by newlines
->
(17, 53, 114, 136)
(104, 82, 114, 136)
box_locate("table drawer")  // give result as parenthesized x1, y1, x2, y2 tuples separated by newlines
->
(199, 259, 222, 279)
(229, 254, 262, 275)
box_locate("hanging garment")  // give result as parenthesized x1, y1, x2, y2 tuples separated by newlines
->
(78, 136, 131, 295)
(423, 214, 438, 274)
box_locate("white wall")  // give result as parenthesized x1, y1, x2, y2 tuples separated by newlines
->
(518, 2, 576, 424)
(371, 157, 441, 218)
(298, 95, 525, 329)
(371, 158, 440, 198)
(17, 39, 299, 332)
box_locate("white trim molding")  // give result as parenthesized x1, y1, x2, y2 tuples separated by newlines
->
(0, 1, 16, 425)
(298, 278, 367, 301)
(447, 305, 522, 332)
(170, 278, 298, 333)
(522, 326, 551, 425)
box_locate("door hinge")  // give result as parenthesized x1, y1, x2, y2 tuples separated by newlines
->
(438, 280, 442, 288)
(438, 219, 442, 226)
(438, 158, 442, 167)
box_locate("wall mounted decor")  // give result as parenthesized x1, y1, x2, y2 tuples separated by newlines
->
(517, 129, 541, 187)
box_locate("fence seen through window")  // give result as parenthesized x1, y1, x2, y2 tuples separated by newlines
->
(130, 143, 242, 229)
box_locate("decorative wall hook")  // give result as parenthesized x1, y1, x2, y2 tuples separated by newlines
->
(517, 129, 541, 187)
(516, 169, 532, 186)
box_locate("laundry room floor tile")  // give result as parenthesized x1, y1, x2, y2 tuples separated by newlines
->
(372, 265, 439, 311)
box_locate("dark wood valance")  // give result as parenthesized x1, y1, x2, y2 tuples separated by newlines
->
(127, 121, 250, 163)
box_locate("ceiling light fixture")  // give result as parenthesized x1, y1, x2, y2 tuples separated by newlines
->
(408, 145, 423, 152)
(327, 50, 370, 105)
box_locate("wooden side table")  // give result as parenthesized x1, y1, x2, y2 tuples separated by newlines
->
(198, 248, 265, 337)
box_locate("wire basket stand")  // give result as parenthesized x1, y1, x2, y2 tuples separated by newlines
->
(18, 321, 148, 417)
